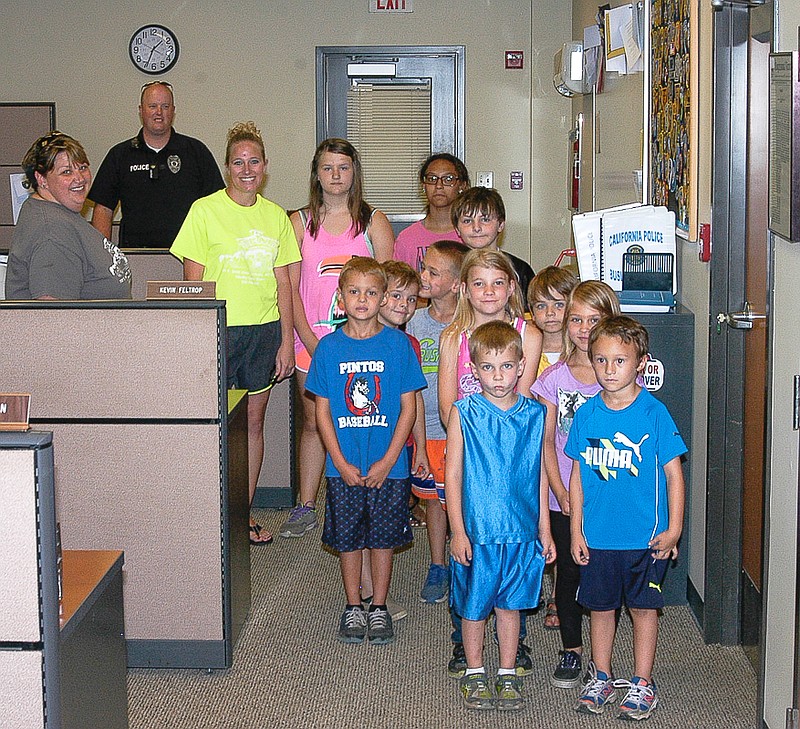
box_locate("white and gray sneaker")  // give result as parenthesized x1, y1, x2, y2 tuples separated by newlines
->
(278, 502, 317, 538)
(338, 606, 367, 644)
(362, 594, 407, 622)
(367, 607, 394, 645)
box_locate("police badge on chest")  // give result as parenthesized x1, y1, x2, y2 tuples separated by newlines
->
(167, 155, 181, 174)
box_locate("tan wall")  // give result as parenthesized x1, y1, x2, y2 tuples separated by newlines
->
(572, 1, 647, 212)
(0, 0, 570, 270)
(680, 0, 714, 602)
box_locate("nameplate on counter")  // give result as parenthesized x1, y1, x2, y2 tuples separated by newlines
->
(0, 393, 31, 431)
(146, 281, 216, 300)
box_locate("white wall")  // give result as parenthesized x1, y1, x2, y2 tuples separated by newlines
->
(681, 0, 715, 603)
(762, 3, 800, 726)
(0, 0, 571, 270)
(764, 235, 800, 727)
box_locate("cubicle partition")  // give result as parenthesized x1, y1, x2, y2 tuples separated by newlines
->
(0, 431, 62, 727)
(0, 431, 127, 728)
(0, 301, 250, 668)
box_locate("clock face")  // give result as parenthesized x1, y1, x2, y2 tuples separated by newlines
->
(129, 25, 179, 75)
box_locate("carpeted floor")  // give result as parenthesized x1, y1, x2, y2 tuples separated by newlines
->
(127, 507, 757, 729)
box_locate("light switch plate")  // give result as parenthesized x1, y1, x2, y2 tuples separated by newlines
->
(477, 171, 494, 188)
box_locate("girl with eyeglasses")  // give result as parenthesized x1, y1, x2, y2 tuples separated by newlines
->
(393, 153, 470, 275)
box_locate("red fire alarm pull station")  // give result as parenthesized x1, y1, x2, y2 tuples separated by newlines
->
(699, 222, 711, 262)
(505, 51, 524, 69)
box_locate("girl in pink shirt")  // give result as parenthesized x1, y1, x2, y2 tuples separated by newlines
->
(438, 249, 542, 429)
(281, 139, 394, 538)
(393, 153, 469, 273)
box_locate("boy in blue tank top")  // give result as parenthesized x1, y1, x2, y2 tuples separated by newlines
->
(566, 316, 687, 720)
(445, 320, 555, 711)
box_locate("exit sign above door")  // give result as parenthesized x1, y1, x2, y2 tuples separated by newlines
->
(369, 0, 413, 12)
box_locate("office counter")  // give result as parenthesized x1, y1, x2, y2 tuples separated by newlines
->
(0, 301, 250, 668)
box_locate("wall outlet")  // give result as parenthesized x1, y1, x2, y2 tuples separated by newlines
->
(477, 171, 494, 188)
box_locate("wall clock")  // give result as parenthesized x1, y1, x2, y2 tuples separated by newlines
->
(129, 25, 179, 75)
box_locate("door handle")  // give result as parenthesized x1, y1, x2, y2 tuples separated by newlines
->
(716, 301, 767, 331)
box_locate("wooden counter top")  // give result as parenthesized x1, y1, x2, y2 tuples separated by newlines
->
(60, 550, 124, 634)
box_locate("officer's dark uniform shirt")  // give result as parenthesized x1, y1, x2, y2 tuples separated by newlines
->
(88, 128, 224, 248)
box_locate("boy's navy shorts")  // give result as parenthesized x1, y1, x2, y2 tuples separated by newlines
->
(322, 476, 413, 553)
(577, 548, 670, 611)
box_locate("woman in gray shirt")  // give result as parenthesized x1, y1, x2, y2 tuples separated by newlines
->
(6, 132, 131, 300)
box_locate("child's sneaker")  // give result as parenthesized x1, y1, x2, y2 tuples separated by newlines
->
(362, 594, 407, 622)
(448, 642, 467, 678)
(494, 673, 525, 711)
(278, 502, 317, 538)
(515, 642, 533, 676)
(367, 606, 394, 645)
(616, 676, 659, 720)
(338, 605, 367, 644)
(551, 649, 583, 688)
(420, 563, 449, 603)
(575, 660, 617, 714)
(459, 671, 494, 710)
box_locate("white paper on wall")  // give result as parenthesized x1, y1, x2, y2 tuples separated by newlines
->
(9, 174, 32, 224)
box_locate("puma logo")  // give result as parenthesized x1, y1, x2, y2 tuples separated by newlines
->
(648, 581, 662, 593)
(613, 432, 649, 462)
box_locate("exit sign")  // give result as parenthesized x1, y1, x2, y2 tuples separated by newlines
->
(369, 0, 413, 12)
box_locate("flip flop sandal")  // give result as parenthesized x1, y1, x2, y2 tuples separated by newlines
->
(409, 502, 427, 528)
(409, 511, 427, 528)
(544, 600, 560, 630)
(249, 523, 273, 545)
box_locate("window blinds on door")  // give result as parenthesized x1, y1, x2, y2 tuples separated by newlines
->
(346, 82, 432, 216)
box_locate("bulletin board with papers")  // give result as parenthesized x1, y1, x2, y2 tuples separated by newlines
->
(650, 0, 698, 240)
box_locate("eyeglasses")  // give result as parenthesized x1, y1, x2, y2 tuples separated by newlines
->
(422, 173, 460, 187)
(141, 80, 173, 92)
(140, 80, 174, 102)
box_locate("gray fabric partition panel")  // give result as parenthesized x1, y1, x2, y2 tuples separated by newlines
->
(0, 307, 219, 419)
(48, 422, 224, 641)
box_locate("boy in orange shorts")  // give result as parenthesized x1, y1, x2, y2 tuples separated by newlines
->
(406, 240, 469, 604)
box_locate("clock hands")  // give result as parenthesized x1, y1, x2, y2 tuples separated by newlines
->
(146, 39, 164, 64)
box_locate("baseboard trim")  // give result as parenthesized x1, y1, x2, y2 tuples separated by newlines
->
(253, 486, 293, 508)
(127, 638, 228, 669)
(687, 577, 704, 632)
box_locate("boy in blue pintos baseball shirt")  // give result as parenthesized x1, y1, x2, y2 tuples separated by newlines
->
(305, 256, 426, 646)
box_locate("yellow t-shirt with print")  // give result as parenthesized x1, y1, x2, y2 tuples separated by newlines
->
(171, 189, 301, 326)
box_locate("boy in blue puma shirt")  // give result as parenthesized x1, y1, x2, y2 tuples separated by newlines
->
(567, 316, 687, 720)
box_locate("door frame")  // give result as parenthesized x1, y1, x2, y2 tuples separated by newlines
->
(704, 3, 750, 646)
(315, 45, 465, 155)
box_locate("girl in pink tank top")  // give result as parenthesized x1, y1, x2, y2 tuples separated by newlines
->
(283, 138, 394, 525)
(438, 249, 542, 428)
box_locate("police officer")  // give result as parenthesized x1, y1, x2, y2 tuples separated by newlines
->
(89, 81, 224, 248)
